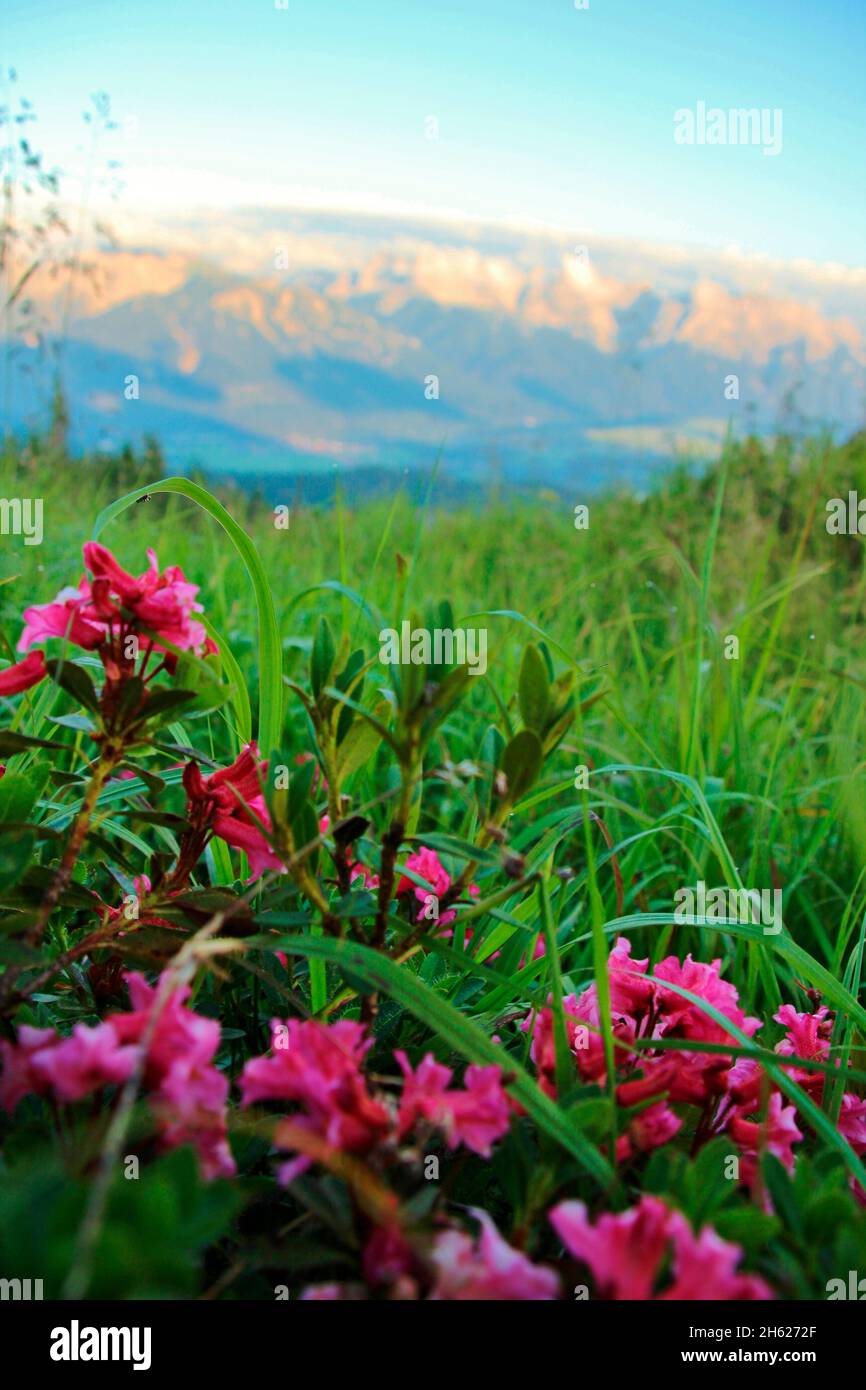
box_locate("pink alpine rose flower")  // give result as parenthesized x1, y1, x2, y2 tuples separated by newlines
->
(430, 1209, 560, 1300)
(28, 1022, 138, 1103)
(82, 542, 208, 652)
(654, 951, 762, 1043)
(397, 846, 451, 901)
(18, 543, 209, 664)
(18, 583, 105, 653)
(0, 1022, 137, 1109)
(108, 970, 235, 1178)
(153, 1052, 235, 1181)
(551, 1195, 773, 1300)
(729, 1091, 803, 1192)
(182, 744, 284, 880)
(550, 1195, 673, 1299)
(109, 971, 222, 1079)
(0, 1025, 61, 1112)
(837, 1092, 866, 1154)
(0, 649, 49, 696)
(773, 1003, 833, 1100)
(240, 1019, 390, 1181)
(396, 846, 478, 928)
(660, 1220, 774, 1301)
(726, 1054, 766, 1108)
(524, 989, 635, 1094)
(622, 1099, 683, 1157)
(394, 1050, 511, 1157)
(525, 936, 763, 1108)
(524, 937, 655, 1096)
(0, 970, 233, 1180)
(652, 950, 764, 1105)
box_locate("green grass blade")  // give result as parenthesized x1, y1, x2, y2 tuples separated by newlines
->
(91, 477, 281, 752)
(268, 933, 615, 1189)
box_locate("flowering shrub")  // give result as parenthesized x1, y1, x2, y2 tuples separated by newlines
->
(1, 485, 865, 1304)
(1, 969, 234, 1180)
(523, 936, 810, 1183)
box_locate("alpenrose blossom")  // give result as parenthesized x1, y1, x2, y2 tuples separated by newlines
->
(10, 543, 211, 719)
(0, 969, 235, 1181)
(730, 1002, 866, 1161)
(18, 582, 104, 653)
(300, 1211, 561, 1301)
(429, 1210, 560, 1300)
(396, 846, 479, 928)
(0, 649, 48, 697)
(618, 1098, 683, 1160)
(19, 543, 208, 657)
(240, 1018, 390, 1183)
(394, 1050, 511, 1157)
(522, 936, 821, 1185)
(531, 936, 762, 1100)
(527, 936, 761, 1099)
(773, 1003, 833, 1099)
(109, 971, 235, 1181)
(182, 744, 285, 880)
(240, 1018, 512, 1181)
(550, 1195, 773, 1300)
(0, 1024, 82, 1112)
(729, 1092, 802, 1192)
(28, 1022, 139, 1103)
(774, 1003, 866, 1200)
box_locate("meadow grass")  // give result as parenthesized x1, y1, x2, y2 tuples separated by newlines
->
(1, 425, 866, 1298)
(4, 428, 865, 971)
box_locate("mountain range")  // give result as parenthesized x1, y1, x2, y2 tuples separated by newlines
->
(8, 212, 866, 496)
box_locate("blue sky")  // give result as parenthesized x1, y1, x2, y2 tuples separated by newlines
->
(5, 0, 864, 264)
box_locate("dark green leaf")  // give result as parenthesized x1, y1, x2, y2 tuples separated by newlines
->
(44, 658, 100, 713)
(310, 617, 336, 699)
(518, 643, 550, 732)
(501, 729, 543, 801)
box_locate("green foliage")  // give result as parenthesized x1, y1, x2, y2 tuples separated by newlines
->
(1, 427, 866, 1298)
(0, 1148, 240, 1299)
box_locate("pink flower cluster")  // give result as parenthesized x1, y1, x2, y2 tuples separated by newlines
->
(240, 1019, 390, 1183)
(394, 1050, 511, 1156)
(396, 846, 480, 931)
(301, 1194, 772, 1301)
(527, 935, 759, 1098)
(183, 743, 283, 880)
(525, 936, 865, 1193)
(427, 1209, 559, 1300)
(0, 542, 209, 699)
(550, 1195, 773, 1299)
(729, 1001, 866, 1190)
(0, 970, 234, 1180)
(239, 1017, 511, 1182)
(23, 542, 208, 656)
